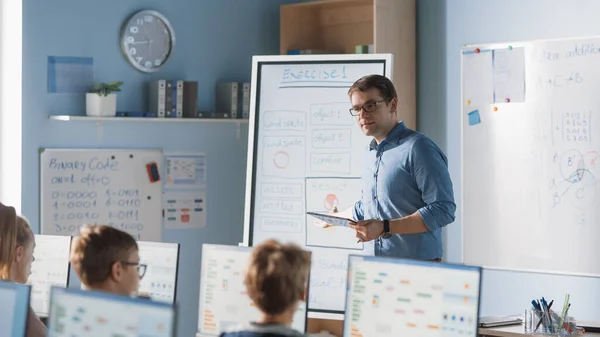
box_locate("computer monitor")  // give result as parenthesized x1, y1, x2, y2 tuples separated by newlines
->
(137, 241, 180, 303)
(0, 281, 31, 337)
(27, 234, 72, 317)
(48, 286, 177, 337)
(344, 256, 482, 337)
(197, 244, 309, 335)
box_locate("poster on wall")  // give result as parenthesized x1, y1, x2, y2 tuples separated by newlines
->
(163, 152, 207, 229)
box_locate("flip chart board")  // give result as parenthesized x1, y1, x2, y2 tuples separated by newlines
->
(40, 148, 163, 240)
(243, 54, 393, 313)
(462, 36, 600, 276)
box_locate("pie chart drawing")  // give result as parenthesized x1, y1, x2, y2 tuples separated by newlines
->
(324, 194, 338, 210)
(273, 151, 290, 169)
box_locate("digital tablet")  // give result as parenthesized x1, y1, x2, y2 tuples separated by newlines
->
(307, 212, 355, 227)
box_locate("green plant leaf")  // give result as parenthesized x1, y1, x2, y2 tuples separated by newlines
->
(88, 81, 124, 96)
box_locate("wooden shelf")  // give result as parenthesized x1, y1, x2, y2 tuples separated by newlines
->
(49, 115, 249, 123)
(280, 0, 416, 129)
(281, 0, 374, 54)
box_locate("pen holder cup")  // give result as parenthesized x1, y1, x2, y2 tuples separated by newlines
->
(524, 309, 579, 336)
(525, 309, 547, 334)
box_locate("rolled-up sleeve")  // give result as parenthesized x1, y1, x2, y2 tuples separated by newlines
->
(352, 199, 364, 221)
(411, 137, 456, 231)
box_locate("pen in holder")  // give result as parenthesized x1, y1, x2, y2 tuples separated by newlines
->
(524, 309, 580, 335)
(524, 309, 560, 334)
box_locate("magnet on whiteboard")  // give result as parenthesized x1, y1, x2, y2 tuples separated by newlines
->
(146, 162, 160, 182)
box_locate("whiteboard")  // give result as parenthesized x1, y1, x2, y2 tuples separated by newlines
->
(40, 149, 163, 240)
(461, 36, 600, 276)
(243, 54, 393, 313)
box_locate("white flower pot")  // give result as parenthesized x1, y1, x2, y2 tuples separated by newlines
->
(86, 93, 117, 117)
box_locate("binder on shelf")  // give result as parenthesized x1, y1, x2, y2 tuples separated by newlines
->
(165, 80, 175, 118)
(182, 81, 198, 118)
(148, 80, 167, 118)
(241, 82, 250, 119)
(175, 81, 184, 118)
(215, 82, 238, 118)
(355, 44, 374, 54)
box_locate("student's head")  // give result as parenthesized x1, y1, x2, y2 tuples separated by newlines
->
(11, 216, 35, 284)
(0, 202, 17, 280)
(348, 74, 399, 141)
(70, 225, 142, 296)
(244, 240, 311, 322)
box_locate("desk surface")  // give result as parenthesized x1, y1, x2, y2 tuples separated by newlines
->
(479, 324, 600, 337)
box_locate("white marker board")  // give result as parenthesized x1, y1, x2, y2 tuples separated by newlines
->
(40, 148, 163, 240)
(462, 36, 600, 276)
(243, 54, 393, 313)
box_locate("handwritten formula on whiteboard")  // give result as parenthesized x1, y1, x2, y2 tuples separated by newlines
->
(40, 149, 163, 241)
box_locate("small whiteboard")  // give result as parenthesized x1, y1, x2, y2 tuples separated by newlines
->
(40, 148, 163, 240)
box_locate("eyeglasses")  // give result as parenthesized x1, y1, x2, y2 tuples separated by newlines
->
(349, 99, 386, 116)
(120, 261, 147, 279)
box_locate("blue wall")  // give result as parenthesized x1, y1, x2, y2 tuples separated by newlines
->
(418, 0, 600, 321)
(22, 1, 304, 336)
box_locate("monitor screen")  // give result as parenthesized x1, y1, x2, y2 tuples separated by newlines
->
(137, 241, 180, 303)
(0, 281, 31, 337)
(48, 286, 177, 337)
(344, 256, 482, 337)
(198, 244, 308, 335)
(27, 234, 72, 317)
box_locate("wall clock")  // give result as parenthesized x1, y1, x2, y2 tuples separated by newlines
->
(120, 10, 175, 73)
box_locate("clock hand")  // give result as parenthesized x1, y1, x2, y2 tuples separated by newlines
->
(143, 25, 153, 62)
(143, 25, 150, 40)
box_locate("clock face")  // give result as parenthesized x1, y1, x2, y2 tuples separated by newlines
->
(121, 10, 175, 73)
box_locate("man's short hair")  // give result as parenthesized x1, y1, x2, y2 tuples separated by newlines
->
(70, 225, 137, 287)
(244, 240, 311, 316)
(348, 74, 398, 102)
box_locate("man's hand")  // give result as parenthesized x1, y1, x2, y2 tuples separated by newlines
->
(349, 219, 384, 242)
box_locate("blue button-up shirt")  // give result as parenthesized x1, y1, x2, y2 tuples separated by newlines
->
(352, 121, 456, 260)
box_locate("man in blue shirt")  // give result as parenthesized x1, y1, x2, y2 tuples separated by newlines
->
(325, 75, 456, 261)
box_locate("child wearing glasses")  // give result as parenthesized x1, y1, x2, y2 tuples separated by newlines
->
(70, 225, 146, 297)
(220, 239, 311, 337)
(0, 203, 47, 337)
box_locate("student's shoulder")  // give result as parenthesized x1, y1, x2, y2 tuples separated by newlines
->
(27, 306, 47, 337)
(220, 332, 302, 337)
(220, 323, 306, 337)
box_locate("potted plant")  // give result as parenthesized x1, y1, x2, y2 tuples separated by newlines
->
(86, 81, 123, 117)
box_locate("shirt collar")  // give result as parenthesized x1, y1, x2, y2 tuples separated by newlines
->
(369, 121, 407, 150)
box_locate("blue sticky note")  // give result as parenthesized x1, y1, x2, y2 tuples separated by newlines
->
(468, 110, 481, 126)
(48, 56, 94, 93)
